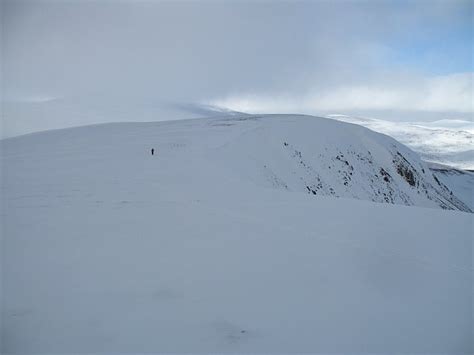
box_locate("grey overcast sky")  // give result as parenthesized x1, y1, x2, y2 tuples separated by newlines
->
(1, 0, 473, 136)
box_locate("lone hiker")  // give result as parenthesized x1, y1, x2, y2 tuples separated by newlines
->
(151, 148, 155, 155)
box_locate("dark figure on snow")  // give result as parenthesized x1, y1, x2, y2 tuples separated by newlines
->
(151, 148, 155, 155)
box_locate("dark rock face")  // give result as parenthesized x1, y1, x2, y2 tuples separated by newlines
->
(394, 152, 416, 186)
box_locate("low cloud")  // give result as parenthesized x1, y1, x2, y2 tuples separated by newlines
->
(2, 0, 472, 136)
(210, 73, 473, 114)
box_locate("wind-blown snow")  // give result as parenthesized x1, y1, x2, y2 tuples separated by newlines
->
(1, 115, 472, 353)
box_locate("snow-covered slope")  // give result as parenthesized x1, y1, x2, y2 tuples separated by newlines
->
(431, 167, 474, 210)
(210, 115, 470, 211)
(1, 114, 473, 353)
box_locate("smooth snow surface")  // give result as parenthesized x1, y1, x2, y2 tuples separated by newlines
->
(1, 115, 473, 353)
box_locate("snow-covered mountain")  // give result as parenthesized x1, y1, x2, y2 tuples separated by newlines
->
(326, 114, 474, 170)
(211, 115, 470, 212)
(2, 114, 469, 212)
(1, 114, 472, 353)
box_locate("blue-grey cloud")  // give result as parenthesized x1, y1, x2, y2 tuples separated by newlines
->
(2, 0, 472, 136)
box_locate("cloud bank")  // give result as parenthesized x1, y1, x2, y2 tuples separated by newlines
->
(211, 73, 473, 114)
(2, 0, 473, 136)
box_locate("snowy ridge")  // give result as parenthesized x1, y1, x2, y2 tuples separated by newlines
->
(2, 114, 470, 212)
(209, 115, 470, 212)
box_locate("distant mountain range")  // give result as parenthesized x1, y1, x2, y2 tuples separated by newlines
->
(326, 114, 473, 170)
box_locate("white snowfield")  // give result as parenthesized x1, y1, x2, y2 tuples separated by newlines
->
(1, 114, 472, 353)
